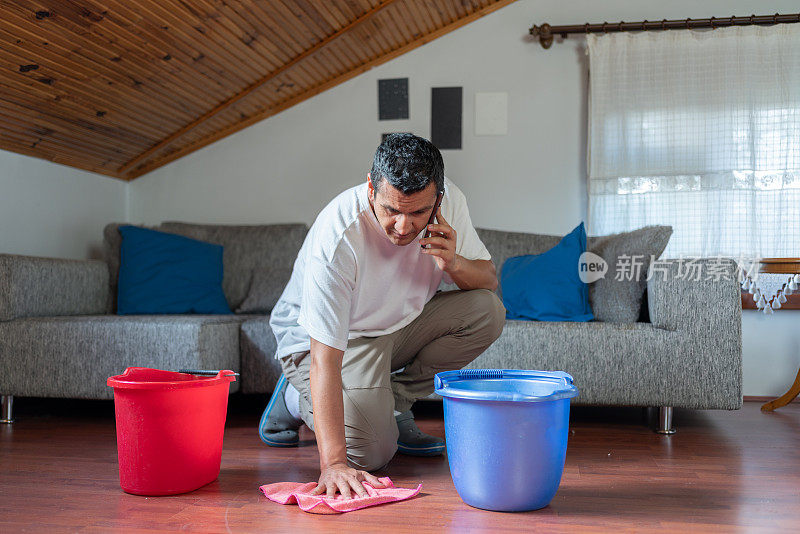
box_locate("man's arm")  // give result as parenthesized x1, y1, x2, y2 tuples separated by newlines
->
(308, 337, 384, 499)
(447, 258, 498, 291)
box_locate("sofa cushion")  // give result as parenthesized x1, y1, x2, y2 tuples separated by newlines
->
(588, 226, 672, 323)
(0, 315, 245, 399)
(104, 222, 158, 313)
(476, 229, 561, 300)
(236, 266, 294, 314)
(159, 222, 308, 310)
(117, 226, 232, 315)
(500, 223, 593, 322)
(0, 254, 109, 321)
(477, 226, 672, 323)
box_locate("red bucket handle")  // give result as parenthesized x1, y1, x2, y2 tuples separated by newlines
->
(108, 367, 237, 390)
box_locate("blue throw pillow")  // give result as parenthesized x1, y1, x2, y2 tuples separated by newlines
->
(500, 222, 594, 322)
(117, 226, 232, 315)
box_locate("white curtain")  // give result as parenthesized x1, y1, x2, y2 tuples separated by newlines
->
(587, 24, 800, 258)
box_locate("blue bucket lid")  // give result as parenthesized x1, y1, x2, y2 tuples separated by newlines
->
(434, 369, 579, 403)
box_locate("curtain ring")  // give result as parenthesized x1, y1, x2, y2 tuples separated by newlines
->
(773, 13, 779, 24)
(710, 16, 716, 29)
(618, 20, 624, 32)
(602, 21, 608, 33)
(641, 19, 648, 31)
(584, 22, 590, 34)
(729, 16, 735, 27)
(685, 17, 691, 30)
(661, 18, 667, 30)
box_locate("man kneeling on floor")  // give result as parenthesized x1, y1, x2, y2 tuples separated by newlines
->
(261, 133, 505, 498)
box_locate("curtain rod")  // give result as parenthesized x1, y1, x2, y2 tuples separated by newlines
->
(529, 13, 800, 49)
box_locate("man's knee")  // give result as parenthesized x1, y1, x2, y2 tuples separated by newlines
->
(346, 431, 398, 471)
(469, 289, 506, 341)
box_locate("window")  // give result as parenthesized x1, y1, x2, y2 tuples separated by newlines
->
(587, 25, 800, 258)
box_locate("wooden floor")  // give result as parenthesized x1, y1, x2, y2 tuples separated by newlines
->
(1, 397, 799, 533)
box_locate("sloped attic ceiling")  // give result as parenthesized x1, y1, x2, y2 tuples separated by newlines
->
(0, 0, 518, 180)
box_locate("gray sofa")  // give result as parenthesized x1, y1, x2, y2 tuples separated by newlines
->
(470, 229, 742, 427)
(0, 222, 742, 432)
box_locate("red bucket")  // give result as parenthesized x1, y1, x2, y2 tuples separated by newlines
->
(107, 367, 236, 496)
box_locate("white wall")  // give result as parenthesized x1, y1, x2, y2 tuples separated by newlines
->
(5, 0, 794, 396)
(0, 150, 127, 260)
(742, 310, 800, 398)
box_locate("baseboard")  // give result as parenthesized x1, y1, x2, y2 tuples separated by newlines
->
(744, 395, 799, 403)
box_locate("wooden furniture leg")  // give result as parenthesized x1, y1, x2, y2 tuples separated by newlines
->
(761, 366, 800, 412)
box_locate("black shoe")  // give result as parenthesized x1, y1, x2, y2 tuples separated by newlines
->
(258, 375, 301, 447)
(395, 410, 445, 456)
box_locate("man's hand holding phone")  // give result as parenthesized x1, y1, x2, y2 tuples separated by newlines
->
(420, 203, 460, 274)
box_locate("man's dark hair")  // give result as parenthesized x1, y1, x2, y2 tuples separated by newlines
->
(370, 133, 444, 195)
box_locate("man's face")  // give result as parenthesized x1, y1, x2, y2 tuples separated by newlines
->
(367, 174, 438, 246)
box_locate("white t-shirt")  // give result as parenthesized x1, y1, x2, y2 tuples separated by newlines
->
(269, 177, 491, 359)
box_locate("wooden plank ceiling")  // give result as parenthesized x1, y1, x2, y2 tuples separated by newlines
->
(0, 0, 518, 180)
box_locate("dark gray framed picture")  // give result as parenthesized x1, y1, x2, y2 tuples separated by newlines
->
(431, 87, 462, 150)
(378, 78, 409, 120)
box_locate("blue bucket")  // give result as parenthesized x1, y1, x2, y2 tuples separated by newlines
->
(435, 369, 579, 512)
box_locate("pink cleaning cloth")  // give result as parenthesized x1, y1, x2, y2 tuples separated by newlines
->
(259, 476, 421, 514)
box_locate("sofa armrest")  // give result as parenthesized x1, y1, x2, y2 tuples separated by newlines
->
(646, 258, 742, 409)
(0, 254, 109, 321)
(647, 258, 742, 334)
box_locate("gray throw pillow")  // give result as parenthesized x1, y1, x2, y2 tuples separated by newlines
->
(235, 266, 294, 314)
(587, 225, 673, 323)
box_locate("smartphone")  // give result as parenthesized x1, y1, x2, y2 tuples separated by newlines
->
(421, 190, 444, 247)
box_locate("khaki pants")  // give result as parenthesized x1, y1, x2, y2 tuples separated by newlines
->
(279, 288, 506, 471)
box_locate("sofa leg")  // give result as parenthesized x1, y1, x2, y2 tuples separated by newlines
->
(656, 406, 676, 434)
(1, 395, 13, 424)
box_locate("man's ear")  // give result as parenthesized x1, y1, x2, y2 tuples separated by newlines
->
(367, 173, 375, 202)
